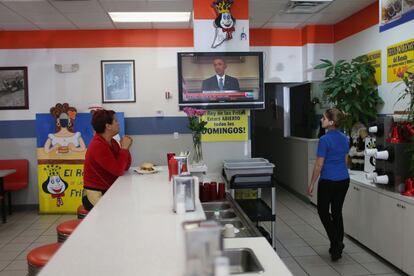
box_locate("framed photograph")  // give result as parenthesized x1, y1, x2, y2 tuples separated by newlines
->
(101, 60, 136, 103)
(0, 67, 29, 110)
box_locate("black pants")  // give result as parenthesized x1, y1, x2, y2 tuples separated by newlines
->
(82, 195, 94, 211)
(317, 178, 349, 253)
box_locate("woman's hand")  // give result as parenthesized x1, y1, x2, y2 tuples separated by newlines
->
(120, 135, 133, 149)
(307, 184, 314, 196)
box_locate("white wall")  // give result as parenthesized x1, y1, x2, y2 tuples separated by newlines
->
(252, 46, 305, 83)
(0, 47, 192, 119)
(334, 21, 414, 114)
(304, 43, 334, 81)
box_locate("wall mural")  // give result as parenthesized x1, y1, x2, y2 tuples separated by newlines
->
(35, 103, 125, 213)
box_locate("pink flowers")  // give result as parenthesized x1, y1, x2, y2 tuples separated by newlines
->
(183, 107, 207, 132)
(183, 107, 206, 117)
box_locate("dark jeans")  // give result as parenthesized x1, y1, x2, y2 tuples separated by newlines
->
(317, 178, 349, 253)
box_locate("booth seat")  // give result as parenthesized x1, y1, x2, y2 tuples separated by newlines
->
(0, 159, 29, 222)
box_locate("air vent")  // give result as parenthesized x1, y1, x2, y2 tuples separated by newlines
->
(285, 0, 333, 14)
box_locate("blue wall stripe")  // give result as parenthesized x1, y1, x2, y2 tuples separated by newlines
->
(0, 120, 36, 138)
(379, 10, 414, 32)
(125, 117, 191, 135)
(0, 116, 253, 139)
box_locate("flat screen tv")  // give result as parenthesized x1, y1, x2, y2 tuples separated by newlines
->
(178, 52, 264, 110)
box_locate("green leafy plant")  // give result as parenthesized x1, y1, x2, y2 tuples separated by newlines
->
(314, 55, 384, 130)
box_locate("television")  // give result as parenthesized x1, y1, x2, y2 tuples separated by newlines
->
(177, 52, 264, 110)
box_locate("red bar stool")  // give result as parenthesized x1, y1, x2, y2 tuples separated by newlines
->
(27, 243, 62, 276)
(77, 205, 89, 219)
(56, 219, 82, 242)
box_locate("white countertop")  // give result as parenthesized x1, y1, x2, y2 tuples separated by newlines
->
(349, 170, 414, 205)
(40, 167, 291, 276)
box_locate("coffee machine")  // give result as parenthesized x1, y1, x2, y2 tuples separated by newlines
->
(366, 116, 411, 192)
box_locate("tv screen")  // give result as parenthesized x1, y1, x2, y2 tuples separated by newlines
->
(178, 52, 264, 110)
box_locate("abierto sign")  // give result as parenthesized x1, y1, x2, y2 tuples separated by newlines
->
(201, 109, 248, 142)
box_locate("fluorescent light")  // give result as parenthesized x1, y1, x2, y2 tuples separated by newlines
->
(109, 12, 191, 23)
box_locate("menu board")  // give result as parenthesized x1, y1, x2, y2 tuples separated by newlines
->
(387, 38, 414, 82)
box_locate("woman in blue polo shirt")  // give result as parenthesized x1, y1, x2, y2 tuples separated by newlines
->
(308, 108, 349, 262)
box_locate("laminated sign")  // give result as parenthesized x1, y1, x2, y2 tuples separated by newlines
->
(387, 38, 414, 83)
(201, 109, 248, 142)
(365, 50, 382, 85)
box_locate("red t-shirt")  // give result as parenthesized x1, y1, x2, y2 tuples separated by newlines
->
(83, 134, 131, 191)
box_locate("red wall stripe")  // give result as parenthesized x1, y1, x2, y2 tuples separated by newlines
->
(302, 25, 334, 44)
(249, 25, 334, 47)
(334, 1, 379, 43)
(0, 1, 380, 49)
(193, 0, 249, 20)
(0, 29, 193, 49)
(249, 29, 303, 47)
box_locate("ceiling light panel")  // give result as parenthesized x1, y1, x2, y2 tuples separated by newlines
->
(109, 12, 191, 22)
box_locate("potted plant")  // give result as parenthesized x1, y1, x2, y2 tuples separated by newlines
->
(314, 55, 384, 131)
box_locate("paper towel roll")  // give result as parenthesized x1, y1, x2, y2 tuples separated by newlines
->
(368, 126, 378, 133)
(374, 175, 389, 185)
(365, 148, 377, 156)
(374, 150, 389, 160)
(366, 172, 378, 180)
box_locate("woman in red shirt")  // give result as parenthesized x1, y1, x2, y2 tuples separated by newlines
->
(82, 109, 132, 210)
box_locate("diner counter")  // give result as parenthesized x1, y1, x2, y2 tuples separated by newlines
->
(39, 167, 291, 276)
(349, 170, 414, 206)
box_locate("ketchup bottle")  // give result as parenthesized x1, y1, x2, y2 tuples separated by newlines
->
(169, 158, 178, 181)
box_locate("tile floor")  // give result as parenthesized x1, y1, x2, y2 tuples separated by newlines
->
(272, 187, 405, 276)
(0, 186, 406, 276)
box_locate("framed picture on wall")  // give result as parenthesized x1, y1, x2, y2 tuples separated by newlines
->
(101, 60, 136, 103)
(0, 67, 29, 110)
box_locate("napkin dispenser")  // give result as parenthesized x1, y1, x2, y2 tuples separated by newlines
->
(173, 176, 197, 212)
(183, 220, 223, 276)
(175, 155, 190, 176)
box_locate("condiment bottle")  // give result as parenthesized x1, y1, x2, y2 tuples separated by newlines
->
(169, 157, 178, 181)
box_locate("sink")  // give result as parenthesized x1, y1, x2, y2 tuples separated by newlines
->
(223, 248, 264, 274)
(205, 211, 237, 220)
(202, 202, 231, 212)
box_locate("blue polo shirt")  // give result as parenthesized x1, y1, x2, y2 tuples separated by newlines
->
(317, 129, 349, 181)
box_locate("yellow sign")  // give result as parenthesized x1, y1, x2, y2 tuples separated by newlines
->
(201, 110, 248, 142)
(365, 50, 382, 85)
(387, 38, 414, 83)
(38, 164, 84, 213)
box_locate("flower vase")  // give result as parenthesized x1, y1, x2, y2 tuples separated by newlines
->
(192, 132, 203, 165)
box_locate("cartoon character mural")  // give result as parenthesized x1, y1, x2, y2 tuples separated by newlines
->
(44, 103, 86, 154)
(211, 0, 236, 48)
(36, 104, 126, 213)
(41, 165, 68, 207)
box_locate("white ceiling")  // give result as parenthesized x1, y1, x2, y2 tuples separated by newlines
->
(0, 0, 377, 30)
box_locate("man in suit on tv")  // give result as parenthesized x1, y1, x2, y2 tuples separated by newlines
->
(202, 58, 240, 91)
